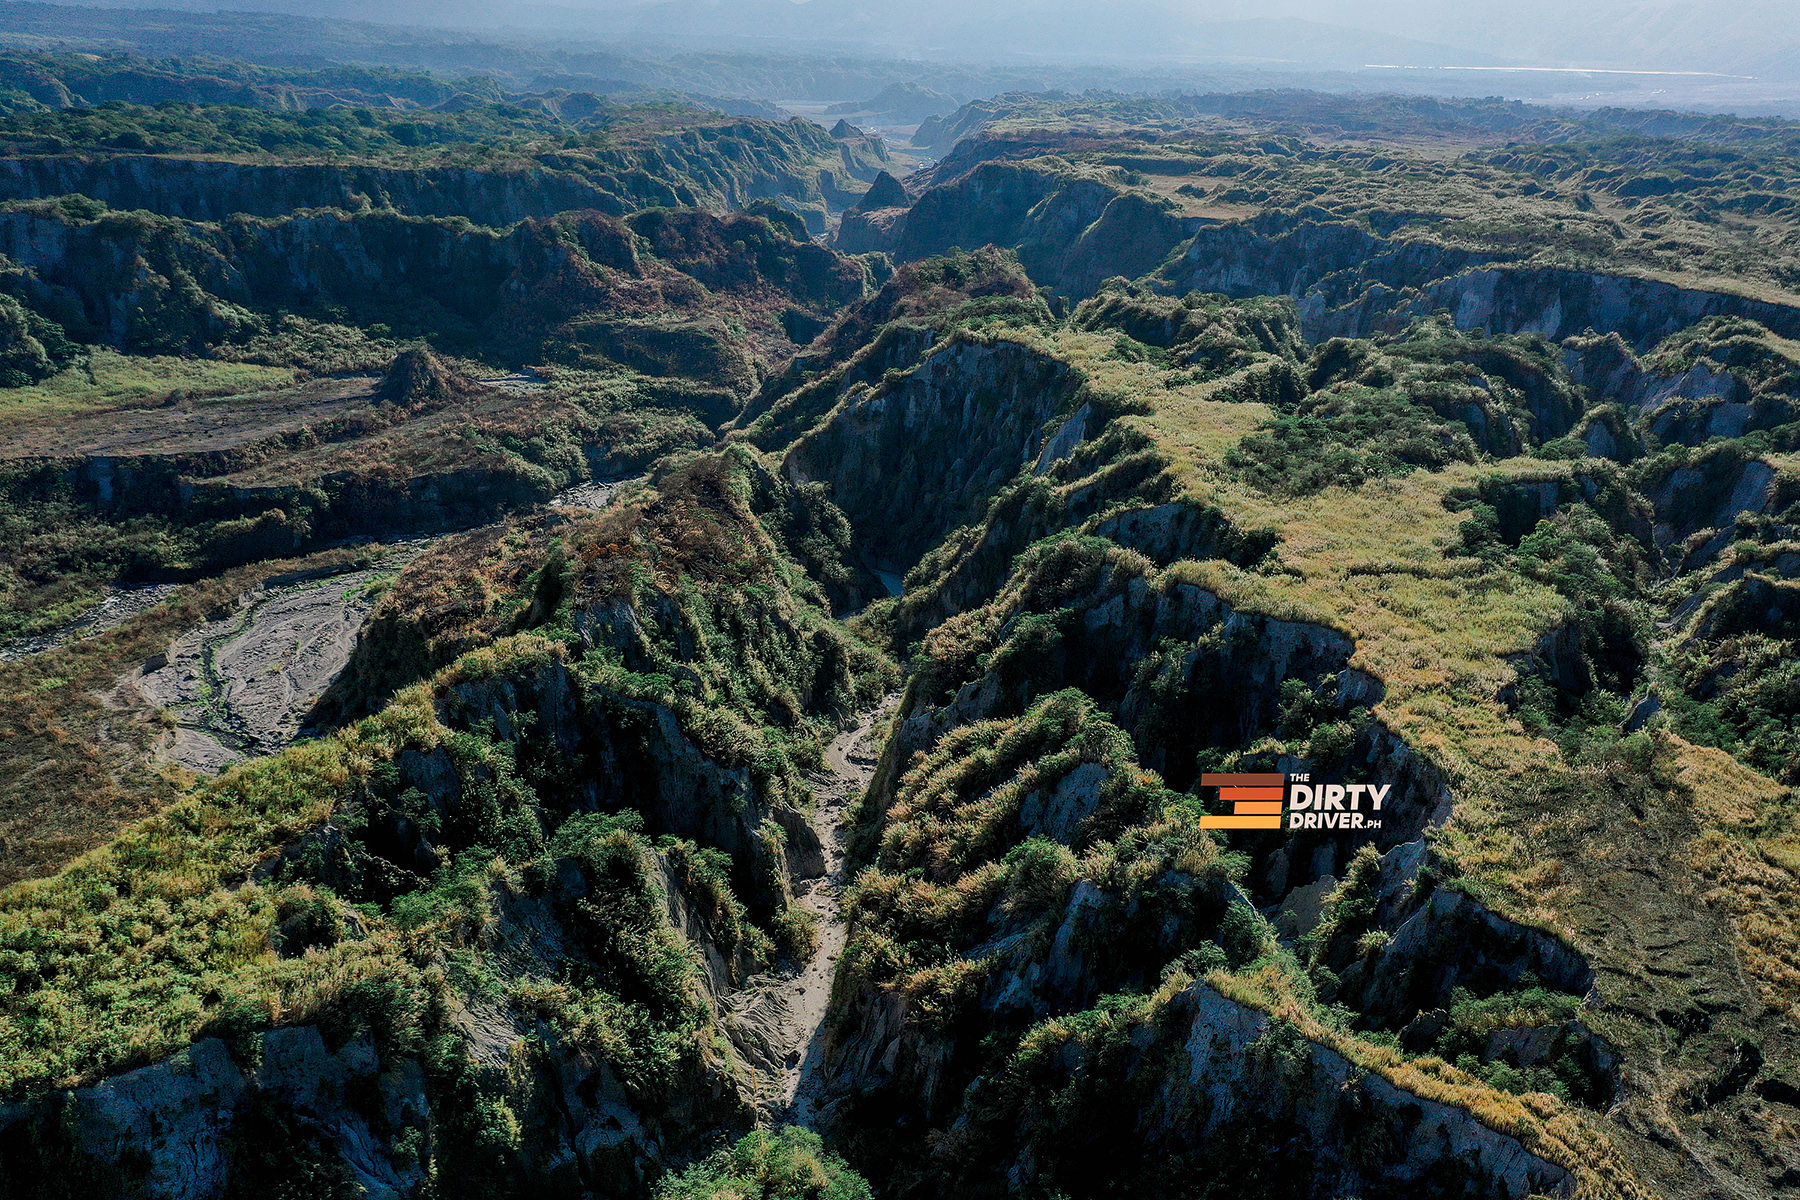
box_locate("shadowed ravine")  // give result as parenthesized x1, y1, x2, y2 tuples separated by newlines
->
(725, 696, 896, 1121)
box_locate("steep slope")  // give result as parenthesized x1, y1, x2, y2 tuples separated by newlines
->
(0, 200, 870, 364)
(0, 208, 875, 642)
(745, 277, 1800, 1199)
(8, 73, 1800, 1200)
(854, 97, 1800, 334)
(0, 446, 896, 1195)
(7, 251, 1800, 1200)
(0, 86, 888, 231)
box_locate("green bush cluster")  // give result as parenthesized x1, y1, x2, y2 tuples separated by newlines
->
(0, 92, 847, 214)
(1430, 984, 1608, 1106)
(1074, 283, 1305, 377)
(0, 49, 492, 114)
(654, 1127, 872, 1200)
(0, 444, 898, 1125)
(0, 294, 76, 387)
(1229, 320, 1587, 496)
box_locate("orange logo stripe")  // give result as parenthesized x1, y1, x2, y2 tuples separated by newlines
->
(1220, 787, 1284, 803)
(1198, 773, 1287, 830)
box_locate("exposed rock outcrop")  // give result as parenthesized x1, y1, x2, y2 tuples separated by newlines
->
(0, 115, 882, 228)
(852, 170, 907, 213)
(783, 335, 1079, 565)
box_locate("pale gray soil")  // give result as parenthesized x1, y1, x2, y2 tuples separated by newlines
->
(552, 477, 635, 511)
(0, 583, 183, 663)
(129, 551, 424, 773)
(723, 696, 896, 1121)
(104, 473, 636, 777)
(474, 369, 549, 395)
(0, 375, 384, 461)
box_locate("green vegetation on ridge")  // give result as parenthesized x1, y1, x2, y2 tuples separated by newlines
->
(5, 61, 1800, 1200)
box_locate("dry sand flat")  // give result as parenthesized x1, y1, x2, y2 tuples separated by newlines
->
(0, 375, 384, 461)
(130, 551, 423, 773)
(112, 472, 638, 778)
(552, 478, 632, 511)
(0, 582, 183, 663)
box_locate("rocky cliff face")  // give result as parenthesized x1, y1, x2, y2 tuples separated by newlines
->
(0, 207, 875, 618)
(0, 445, 896, 1197)
(825, 970, 1577, 1200)
(783, 335, 1080, 566)
(17, 245, 1800, 1198)
(752, 314, 1628, 1196)
(0, 114, 882, 230)
(0, 200, 867, 365)
(839, 160, 1198, 298)
(1159, 219, 1800, 349)
(0, 157, 638, 225)
(848, 157, 1800, 356)
(19, 84, 1800, 1200)
(0, 864, 750, 1200)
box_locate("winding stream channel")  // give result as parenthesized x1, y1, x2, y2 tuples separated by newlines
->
(128, 549, 429, 773)
(723, 697, 896, 1121)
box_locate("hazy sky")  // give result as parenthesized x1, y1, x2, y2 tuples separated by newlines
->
(71, 0, 1800, 81)
(469, 0, 1800, 76)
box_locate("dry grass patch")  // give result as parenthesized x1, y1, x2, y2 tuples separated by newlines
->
(1048, 344, 1614, 935)
(0, 543, 390, 887)
(1764, 450, 1800, 481)
(0, 350, 298, 421)
(1027, 330, 1578, 832)
(0, 660, 459, 1094)
(1201, 466, 1582, 929)
(1121, 386, 1272, 482)
(1117, 353, 1576, 799)
(1134, 173, 1262, 222)
(1211, 964, 1654, 1200)
(1217, 468, 1571, 777)
(1671, 735, 1800, 1013)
